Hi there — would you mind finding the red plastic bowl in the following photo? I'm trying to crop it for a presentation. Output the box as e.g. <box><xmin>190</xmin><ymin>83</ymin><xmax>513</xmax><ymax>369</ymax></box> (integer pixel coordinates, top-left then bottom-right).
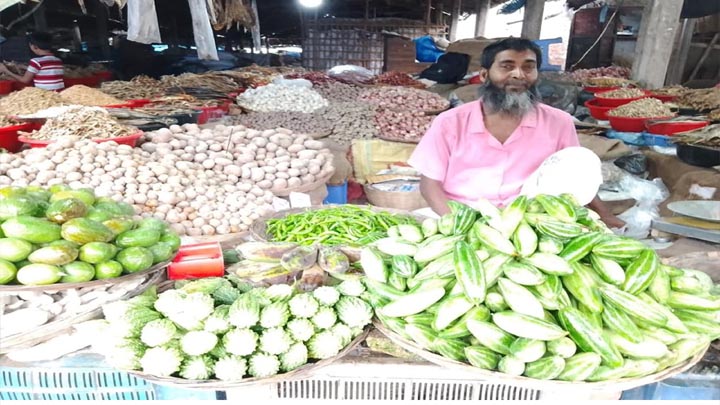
<box><xmin>594</xmin><ymin>91</ymin><xmax>650</xmax><ymax>107</ymax></box>
<box><xmin>64</xmin><ymin>76</ymin><xmax>100</xmax><ymax>88</ymax></box>
<box><xmin>18</xmin><ymin>130</ymin><xmax>144</xmax><ymax>148</ymax></box>
<box><xmin>103</xmin><ymin>102</ymin><xmax>136</xmax><ymax>109</ymax></box>
<box><xmin>608</xmin><ymin>115</ymin><xmax>674</xmax><ymax>133</ymax></box>
<box><xmin>93</xmin><ymin>71</ymin><xmax>113</xmax><ymax>82</ymax></box>
<box><xmin>128</xmin><ymin>99</ymin><xmax>152</xmax><ymax>108</ymax></box>
<box><xmin>197</xmin><ymin>106</ymin><xmax>226</xmax><ymax>124</ymax></box>
<box><xmin>648</xmin><ymin>93</ymin><xmax>678</xmax><ymax>103</ymax></box>
<box><xmin>584</xmin><ymin>99</ymin><xmax>614</xmax><ymax>120</ymax></box>
<box><xmin>0</xmin><ymin>80</ymin><xmax>13</xmax><ymax>95</ymax></box>
<box><xmin>646</xmin><ymin>120</ymin><xmax>709</xmax><ymax>136</ymax></box>
<box><xmin>583</xmin><ymin>85</ymin><xmax>620</xmax><ymax>94</ymax></box>
<box><xmin>0</xmin><ymin>123</ymin><xmax>32</xmax><ymax>152</ymax></box>
<box><xmin>12</xmin><ymin>81</ymin><xmax>31</xmax><ymax>91</ymax></box>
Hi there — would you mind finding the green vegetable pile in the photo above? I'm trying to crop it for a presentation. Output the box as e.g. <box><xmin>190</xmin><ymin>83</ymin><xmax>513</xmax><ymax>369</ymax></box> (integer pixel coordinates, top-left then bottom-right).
<box><xmin>99</xmin><ymin>276</ymin><xmax>374</xmax><ymax>381</ymax></box>
<box><xmin>0</xmin><ymin>185</ymin><xmax>180</xmax><ymax>286</ymax></box>
<box><xmin>361</xmin><ymin>195</ymin><xmax>720</xmax><ymax>382</ymax></box>
<box><xmin>266</xmin><ymin>205</ymin><xmax>418</xmax><ymax>246</ymax></box>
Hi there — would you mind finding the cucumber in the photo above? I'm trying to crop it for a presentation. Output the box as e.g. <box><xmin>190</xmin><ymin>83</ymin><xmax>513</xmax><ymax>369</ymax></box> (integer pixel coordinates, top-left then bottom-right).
<box><xmin>45</xmin><ymin>198</ymin><xmax>88</xmax><ymax>224</ymax></box>
<box><xmin>115</xmin><ymin>229</ymin><xmax>162</xmax><ymax>248</ymax></box>
<box><xmin>102</xmin><ymin>217</ymin><xmax>135</xmax><ymax>236</ymax></box>
<box><xmin>562</xmin><ymin>262</ymin><xmax>603</xmax><ymax>313</ymax></box>
<box><xmin>559</xmin><ymin>231</ymin><xmax>603</xmax><ymax>263</ymax></box>
<box><xmin>604</xmin><ymin>330</ymin><xmax>669</xmax><ymax>360</ymax></box>
<box><xmin>547</xmin><ymin>337</ymin><xmax>577</xmax><ymax>358</ymax></box>
<box><xmin>512</xmin><ymin>220</ymin><xmax>538</xmax><ymax>257</ymax></box>
<box><xmin>0</xmin><ymin>238</ymin><xmax>34</xmax><ymax>262</ymax></box>
<box><xmin>28</xmin><ymin>245</ymin><xmax>78</xmax><ymax>266</ymax></box>
<box><xmin>50</xmin><ymin>189</ymin><xmax>95</xmax><ymax>207</ymax></box>
<box><xmin>453</xmin><ymin>240</ymin><xmax>486</xmax><ymax>305</ymax></box>
<box><xmin>391</xmin><ymin>255</ymin><xmax>418</xmax><ymax>278</ymax></box>
<box><xmin>509</xmin><ymin>338</ymin><xmax>546</xmax><ymax>362</ymax></box>
<box><xmin>622</xmin><ymin>359</ymin><xmax>660</xmax><ymax>378</ymax></box>
<box><xmin>147</xmin><ymin>242</ymin><xmax>176</xmax><ymax>264</ymax></box>
<box><xmin>465</xmin><ymin>346</ymin><xmax>500</xmax><ymax>370</ymax></box>
<box><xmin>602</xmin><ymin>300</ymin><xmax>643</xmax><ymax>343</ymax></box>
<box><xmin>432</xmin><ymin>294</ymin><xmax>473</xmax><ymax>331</ymax></box>
<box><xmin>0</xmin><ymin>196</ymin><xmax>43</xmax><ymax>220</ymax></box>
<box><xmin>388</xmin><ymin>272</ymin><xmax>407</xmax><ymax>291</ymax></box>
<box><xmin>557</xmin><ymin>307</ymin><xmax>623</xmax><ymax>368</ymax></box>
<box><xmin>136</xmin><ymin>217</ymin><xmax>168</xmax><ymax>234</ymax></box>
<box><xmin>467</xmin><ymin>318</ymin><xmax>515</xmax><ymax>355</ymax></box>
<box><xmin>523</xmin><ymin>356</ymin><xmax>566</xmax><ymax>380</ymax></box>
<box><xmin>492</xmin><ymin>311</ymin><xmax>568</xmax><ymax>341</ymax></box>
<box><xmin>557</xmin><ymin>352</ymin><xmax>602</xmax><ymax>381</ymax></box>
<box><xmin>84</xmin><ymin>208</ymin><xmax>114</xmax><ymax>223</ymax></box>
<box><xmin>587</xmin><ymin>365</ymin><xmax>630</xmax><ymax>382</ymax></box>
<box><xmin>79</xmin><ymin>242</ymin><xmax>118</xmax><ymax>264</ymax></box>
<box><xmin>116</xmin><ymin>247</ymin><xmax>154</xmax><ymax>273</ymax></box>
<box><xmin>666</xmin><ymin>291</ymin><xmax>720</xmax><ymax>311</ymax></box>
<box><xmin>485</xmin><ymin>292</ymin><xmax>509</xmax><ymax>312</ymax></box>
<box><xmin>522</xmin><ymin>252</ymin><xmax>573</xmax><ymax>276</ymax></box>
<box><xmin>497</xmin><ymin>278</ymin><xmax>544</xmax><ymax>319</ymax></box>
<box><xmin>0</xmin><ymin>259</ymin><xmax>17</xmax><ymax>284</ymax></box>
<box><xmin>599</xmin><ymin>285</ymin><xmax>668</xmax><ymax>327</ymax></box>
<box><xmin>438</xmin><ymin>306</ymin><xmax>489</xmax><ymax>339</ymax></box>
<box><xmin>94</xmin><ymin>260</ymin><xmax>124</xmax><ymax>279</ymax></box>
<box><xmin>93</xmin><ymin>200</ymin><xmax>135</xmax><ymax>217</ymax></box>
<box><xmin>16</xmin><ymin>264</ymin><xmax>62</xmax><ymax>285</ymax></box>
<box><xmin>501</xmin><ymin>260</ymin><xmax>546</xmax><ymax>286</ymax></box>
<box><xmin>621</xmin><ymin>249</ymin><xmax>659</xmax><ymax>295</ymax></box>
<box><xmin>2</xmin><ymin>216</ymin><xmax>62</xmax><ymax>244</ymax></box>
<box><xmin>432</xmin><ymin>338</ymin><xmax>467</xmax><ymax>362</ymax></box>
<box><xmin>404</xmin><ymin>323</ymin><xmax>436</xmax><ymax>350</ymax></box>
<box><xmin>378</xmin><ymin>287</ymin><xmax>445</xmax><ymax>318</ymax></box>
<box><xmin>360</xmin><ymin>247</ymin><xmax>387</xmax><ymax>283</ymax></box>
<box><xmin>61</xmin><ymin>261</ymin><xmax>96</xmax><ymax>283</ymax></box>
<box><xmin>61</xmin><ymin>218</ymin><xmax>114</xmax><ymax>244</ymax></box>
<box><xmin>498</xmin><ymin>356</ymin><xmax>525</xmax><ymax>376</ymax></box>
<box><xmin>48</xmin><ymin>239</ymin><xmax>80</xmax><ymax>250</ymax></box>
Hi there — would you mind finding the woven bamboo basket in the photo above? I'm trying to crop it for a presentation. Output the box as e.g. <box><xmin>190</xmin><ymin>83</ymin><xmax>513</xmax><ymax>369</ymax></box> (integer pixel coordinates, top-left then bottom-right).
<box><xmin>375</xmin><ymin>133</ymin><xmax>423</xmax><ymax>144</ymax></box>
<box><xmin>363</xmin><ymin>183</ymin><xmax>428</xmax><ymax>211</ymax></box>
<box><xmin>272</xmin><ymin>171</ymin><xmax>334</xmax><ymax>197</ymax></box>
<box><xmin>0</xmin><ymin>265</ymin><xmax>167</xmax><ymax>353</ymax></box>
<box><xmin>373</xmin><ymin>321</ymin><xmax>708</xmax><ymax>393</ymax></box>
<box><xmin>128</xmin><ymin>327</ymin><xmax>369</xmax><ymax>389</ymax></box>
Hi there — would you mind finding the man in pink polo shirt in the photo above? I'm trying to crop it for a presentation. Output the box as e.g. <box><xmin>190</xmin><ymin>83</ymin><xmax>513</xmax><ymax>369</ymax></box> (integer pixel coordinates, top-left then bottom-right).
<box><xmin>409</xmin><ymin>38</ymin><xmax>623</xmax><ymax>228</ymax></box>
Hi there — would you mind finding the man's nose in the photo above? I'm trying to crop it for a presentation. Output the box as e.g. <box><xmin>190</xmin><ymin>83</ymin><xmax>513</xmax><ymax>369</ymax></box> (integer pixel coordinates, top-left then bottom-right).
<box><xmin>510</xmin><ymin>66</ymin><xmax>525</xmax><ymax>79</ymax></box>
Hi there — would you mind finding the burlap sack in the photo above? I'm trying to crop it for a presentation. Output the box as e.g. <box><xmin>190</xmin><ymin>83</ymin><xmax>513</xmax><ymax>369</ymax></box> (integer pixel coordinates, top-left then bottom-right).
<box><xmin>350</xmin><ymin>139</ymin><xmax>417</xmax><ymax>184</ymax></box>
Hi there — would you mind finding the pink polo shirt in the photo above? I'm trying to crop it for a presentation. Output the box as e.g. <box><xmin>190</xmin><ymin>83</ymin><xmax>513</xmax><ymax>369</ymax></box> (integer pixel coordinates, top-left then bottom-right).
<box><xmin>408</xmin><ymin>100</ymin><xmax>580</xmax><ymax>207</ymax></box>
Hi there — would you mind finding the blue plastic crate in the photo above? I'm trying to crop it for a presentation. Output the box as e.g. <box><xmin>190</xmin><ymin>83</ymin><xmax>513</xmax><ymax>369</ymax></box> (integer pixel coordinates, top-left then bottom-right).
<box><xmin>606</xmin><ymin>130</ymin><xmax>645</xmax><ymax>146</ymax></box>
<box><xmin>533</xmin><ymin>37</ymin><xmax>563</xmax><ymax>72</ymax></box>
<box><xmin>324</xmin><ymin>181</ymin><xmax>348</xmax><ymax>205</ymax></box>
<box><xmin>622</xmin><ymin>369</ymin><xmax>720</xmax><ymax>400</ymax></box>
<box><xmin>642</xmin><ymin>133</ymin><xmax>675</xmax><ymax>147</ymax></box>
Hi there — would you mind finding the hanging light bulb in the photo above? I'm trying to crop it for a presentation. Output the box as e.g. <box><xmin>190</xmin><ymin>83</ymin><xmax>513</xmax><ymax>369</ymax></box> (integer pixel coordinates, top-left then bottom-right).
<box><xmin>299</xmin><ymin>0</ymin><xmax>322</xmax><ymax>8</ymax></box>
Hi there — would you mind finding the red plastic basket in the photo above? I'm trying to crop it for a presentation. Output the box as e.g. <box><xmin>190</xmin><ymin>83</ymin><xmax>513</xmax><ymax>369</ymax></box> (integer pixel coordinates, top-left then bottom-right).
<box><xmin>64</xmin><ymin>76</ymin><xmax>100</xmax><ymax>88</ymax></box>
<box><xmin>0</xmin><ymin>123</ymin><xmax>32</xmax><ymax>152</ymax></box>
<box><xmin>582</xmin><ymin>85</ymin><xmax>620</xmax><ymax>94</ymax></box>
<box><xmin>18</xmin><ymin>130</ymin><xmax>144</xmax><ymax>148</ymax></box>
<box><xmin>648</xmin><ymin>93</ymin><xmax>678</xmax><ymax>103</ymax></box>
<box><xmin>103</xmin><ymin>102</ymin><xmax>136</xmax><ymax>109</ymax></box>
<box><xmin>93</xmin><ymin>71</ymin><xmax>114</xmax><ymax>82</ymax></box>
<box><xmin>594</xmin><ymin>91</ymin><xmax>650</xmax><ymax>107</ymax></box>
<box><xmin>12</xmin><ymin>81</ymin><xmax>31</xmax><ymax>91</ymax></box>
<box><xmin>645</xmin><ymin>120</ymin><xmax>709</xmax><ymax>136</ymax></box>
<box><xmin>197</xmin><ymin>106</ymin><xmax>226</xmax><ymax>124</ymax></box>
<box><xmin>584</xmin><ymin>99</ymin><xmax>614</xmax><ymax>121</ymax></box>
<box><xmin>128</xmin><ymin>99</ymin><xmax>152</xmax><ymax>108</ymax></box>
<box><xmin>0</xmin><ymin>80</ymin><xmax>13</xmax><ymax>95</ymax></box>
<box><xmin>608</xmin><ymin>115</ymin><xmax>674</xmax><ymax>133</ymax></box>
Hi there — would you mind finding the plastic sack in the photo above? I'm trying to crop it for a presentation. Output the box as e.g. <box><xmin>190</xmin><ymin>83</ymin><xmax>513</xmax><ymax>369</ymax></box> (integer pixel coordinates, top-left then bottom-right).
<box><xmin>614</xmin><ymin>153</ymin><xmax>647</xmax><ymax>175</ymax></box>
<box><xmin>187</xmin><ymin>0</ymin><xmax>219</xmax><ymax>60</ymax></box>
<box><xmin>615</xmin><ymin>176</ymin><xmax>670</xmax><ymax>239</ymax></box>
<box><xmin>413</xmin><ymin>35</ymin><xmax>445</xmax><ymax>63</ymax></box>
<box><xmin>327</xmin><ymin>65</ymin><xmax>375</xmax><ymax>85</ymax></box>
<box><xmin>273</xmin><ymin>77</ymin><xmax>313</xmax><ymax>89</ymax></box>
<box><xmin>127</xmin><ymin>0</ymin><xmax>161</xmax><ymax>45</ymax></box>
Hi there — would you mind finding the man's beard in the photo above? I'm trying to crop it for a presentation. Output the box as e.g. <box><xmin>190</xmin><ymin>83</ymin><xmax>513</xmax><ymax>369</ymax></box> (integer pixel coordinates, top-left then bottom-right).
<box><xmin>478</xmin><ymin>80</ymin><xmax>541</xmax><ymax>117</ymax></box>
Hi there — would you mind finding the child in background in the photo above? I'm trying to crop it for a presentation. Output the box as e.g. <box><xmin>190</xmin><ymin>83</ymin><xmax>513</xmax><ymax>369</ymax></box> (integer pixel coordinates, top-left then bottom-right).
<box><xmin>0</xmin><ymin>31</ymin><xmax>65</xmax><ymax>91</ymax></box>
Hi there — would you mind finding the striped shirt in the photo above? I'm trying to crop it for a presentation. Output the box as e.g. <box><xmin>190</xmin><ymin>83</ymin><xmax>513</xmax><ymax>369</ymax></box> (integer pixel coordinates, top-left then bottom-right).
<box><xmin>27</xmin><ymin>55</ymin><xmax>65</xmax><ymax>91</ymax></box>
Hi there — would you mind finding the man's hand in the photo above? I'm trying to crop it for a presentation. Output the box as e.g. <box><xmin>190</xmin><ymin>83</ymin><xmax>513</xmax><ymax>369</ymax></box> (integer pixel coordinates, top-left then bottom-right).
<box><xmin>419</xmin><ymin>175</ymin><xmax>450</xmax><ymax>216</ymax></box>
<box><xmin>601</xmin><ymin>214</ymin><xmax>625</xmax><ymax>229</ymax></box>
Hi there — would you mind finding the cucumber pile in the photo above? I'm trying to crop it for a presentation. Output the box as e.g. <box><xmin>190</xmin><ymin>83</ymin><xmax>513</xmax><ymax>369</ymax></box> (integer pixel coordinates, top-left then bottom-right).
<box><xmin>361</xmin><ymin>195</ymin><xmax>720</xmax><ymax>382</ymax></box>
<box><xmin>0</xmin><ymin>185</ymin><xmax>180</xmax><ymax>286</ymax></box>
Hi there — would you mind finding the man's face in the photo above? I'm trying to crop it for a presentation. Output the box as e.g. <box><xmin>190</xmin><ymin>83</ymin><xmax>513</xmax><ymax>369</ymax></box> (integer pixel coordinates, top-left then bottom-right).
<box><xmin>486</xmin><ymin>49</ymin><xmax>539</xmax><ymax>92</ymax></box>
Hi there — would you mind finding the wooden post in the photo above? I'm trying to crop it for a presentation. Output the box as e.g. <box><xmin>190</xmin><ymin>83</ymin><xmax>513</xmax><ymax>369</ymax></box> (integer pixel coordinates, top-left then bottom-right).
<box><xmin>631</xmin><ymin>0</ymin><xmax>684</xmax><ymax>89</ymax></box>
<box><xmin>521</xmin><ymin>0</ymin><xmax>545</xmax><ymax>40</ymax></box>
<box><xmin>449</xmin><ymin>0</ymin><xmax>461</xmax><ymax>41</ymax></box>
<box><xmin>426</xmin><ymin>0</ymin><xmax>433</xmax><ymax>26</ymax></box>
<box><xmin>686</xmin><ymin>32</ymin><xmax>720</xmax><ymax>84</ymax></box>
<box><xmin>250</xmin><ymin>0</ymin><xmax>262</xmax><ymax>53</ymax></box>
<box><xmin>94</xmin><ymin>0</ymin><xmax>111</xmax><ymax>59</ymax></box>
<box><xmin>33</xmin><ymin>1</ymin><xmax>47</xmax><ymax>31</ymax></box>
<box><xmin>474</xmin><ymin>0</ymin><xmax>490</xmax><ymax>38</ymax></box>
<box><xmin>666</xmin><ymin>18</ymin><xmax>696</xmax><ymax>85</ymax></box>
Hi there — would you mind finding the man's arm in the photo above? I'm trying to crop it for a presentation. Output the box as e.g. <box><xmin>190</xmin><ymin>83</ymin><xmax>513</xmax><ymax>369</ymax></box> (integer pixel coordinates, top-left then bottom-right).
<box><xmin>420</xmin><ymin>175</ymin><xmax>451</xmax><ymax>216</ymax></box>
<box><xmin>588</xmin><ymin>196</ymin><xmax>625</xmax><ymax>228</ymax></box>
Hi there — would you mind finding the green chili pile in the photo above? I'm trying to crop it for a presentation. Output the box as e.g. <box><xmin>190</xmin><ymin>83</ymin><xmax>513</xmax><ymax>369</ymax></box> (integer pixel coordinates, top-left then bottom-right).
<box><xmin>266</xmin><ymin>205</ymin><xmax>418</xmax><ymax>246</ymax></box>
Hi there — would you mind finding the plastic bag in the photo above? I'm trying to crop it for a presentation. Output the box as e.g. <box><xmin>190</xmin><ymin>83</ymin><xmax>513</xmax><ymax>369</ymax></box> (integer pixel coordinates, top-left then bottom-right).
<box><xmin>127</xmin><ymin>0</ymin><xmax>161</xmax><ymax>45</ymax></box>
<box><xmin>615</xmin><ymin>176</ymin><xmax>670</xmax><ymax>239</ymax></box>
<box><xmin>273</xmin><ymin>77</ymin><xmax>313</xmax><ymax>89</ymax></box>
<box><xmin>187</xmin><ymin>0</ymin><xmax>219</xmax><ymax>60</ymax></box>
<box><xmin>327</xmin><ymin>65</ymin><xmax>375</xmax><ymax>85</ymax></box>
<box><xmin>614</xmin><ymin>154</ymin><xmax>647</xmax><ymax>175</ymax></box>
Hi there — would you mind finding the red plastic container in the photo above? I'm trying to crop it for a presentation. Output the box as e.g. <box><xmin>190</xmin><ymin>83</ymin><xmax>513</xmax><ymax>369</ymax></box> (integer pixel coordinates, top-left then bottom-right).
<box><xmin>582</xmin><ymin>85</ymin><xmax>620</xmax><ymax>94</ymax></box>
<box><xmin>594</xmin><ymin>91</ymin><xmax>650</xmax><ymax>107</ymax></box>
<box><xmin>94</xmin><ymin>71</ymin><xmax>114</xmax><ymax>82</ymax></box>
<box><xmin>128</xmin><ymin>99</ymin><xmax>152</xmax><ymax>108</ymax></box>
<box><xmin>0</xmin><ymin>123</ymin><xmax>32</xmax><ymax>152</ymax></box>
<box><xmin>103</xmin><ymin>102</ymin><xmax>136</xmax><ymax>109</ymax></box>
<box><xmin>12</xmin><ymin>81</ymin><xmax>31</xmax><ymax>91</ymax></box>
<box><xmin>18</xmin><ymin>130</ymin><xmax>144</xmax><ymax>148</ymax></box>
<box><xmin>64</xmin><ymin>76</ymin><xmax>100</xmax><ymax>88</ymax></box>
<box><xmin>648</xmin><ymin>93</ymin><xmax>678</xmax><ymax>103</ymax></box>
<box><xmin>608</xmin><ymin>115</ymin><xmax>674</xmax><ymax>133</ymax></box>
<box><xmin>168</xmin><ymin>242</ymin><xmax>224</xmax><ymax>280</ymax></box>
<box><xmin>197</xmin><ymin>106</ymin><xmax>227</xmax><ymax>124</ymax></box>
<box><xmin>0</xmin><ymin>80</ymin><xmax>13</xmax><ymax>95</ymax></box>
<box><xmin>645</xmin><ymin>120</ymin><xmax>709</xmax><ymax>136</ymax></box>
<box><xmin>584</xmin><ymin>99</ymin><xmax>614</xmax><ymax>121</ymax></box>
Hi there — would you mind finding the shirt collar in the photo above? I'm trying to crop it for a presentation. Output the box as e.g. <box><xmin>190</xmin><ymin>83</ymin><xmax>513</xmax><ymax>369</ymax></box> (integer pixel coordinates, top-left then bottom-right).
<box><xmin>470</xmin><ymin>100</ymin><xmax>539</xmax><ymax>133</ymax></box>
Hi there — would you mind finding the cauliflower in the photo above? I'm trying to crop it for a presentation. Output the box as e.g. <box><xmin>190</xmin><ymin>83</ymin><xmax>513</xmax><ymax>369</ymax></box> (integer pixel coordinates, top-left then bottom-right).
<box><xmin>286</xmin><ymin>318</ymin><xmax>315</xmax><ymax>342</ymax></box>
<box><xmin>289</xmin><ymin>294</ymin><xmax>319</xmax><ymax>318</ymax></box>
<box><xmin>265</xmin><ymin>284</ymin><xmax>295</xmax><ymax>302</ymax></box>
<box><xmin>280</xmin><ymin>342</ymin><xmax>308</xmax><ymax>372</ymax></box>
<box><xmin>313</xmin><ymin>286</ymin><xmax>340</xmax><ymax>306</ymax></box>
<box><xmin>307</xmin><ymin>331</ymin><xmax>342</xmax><ymax>360</ymax></box>
<box><xmin>331</xmin><ymin>323</ymin><xmax>353</xmax><ymax>347</ymax></box>
<box><xmin>204</xmin><ymin>305</ymin><xmax>231</xmax><ymax>334</ymax></box>
<box><xmin>248</xmin><ymin>353</ymin><xmax>280</xmax><ymax>378</ymax></box>
<box><xmin>140</xmin><ymin>319</ymin><xmax>178</xmax><ymax>347</ymax></box>
<box><xmin>181</xmin><ymin>331</ymin><xmax>219</xmax><ymax>356</ymax></box>
<box><xmin>214</xmin><ymin>356</ymin><xmax>247</xmax><ymax>381</ymax></box>
<box><xmin>336</xmin><ymin>279</ymin><xmax>365</xmax><ymax>297</ymax></box>
<box><xmin>228</xmin><ymin>295</ymin><xmax>260</xmax><ymax>329</ymax></box>
<box><xmin>259</xmin><ymin>327</ymin><xmax>293</xmax><ymax>355</ymax></box>
<box><xmin>140</xmin><ymin>346</ymin><xmax>183</xmax><ymax>377</ymax></box>
<box><xmin>180</xmin><ymin>356</ymin><xmax>215</xmax><ymax>380</ymax></box>
<box><xmin>311</xmin><ymin>306</ymin><xmax>337</xmax><ymax>330</ymax></box>
<box><xmin>335</xmin><ymin>296</ymin><xmax>373</xmax><ymax>328</ymax></box>
<box><xmin>105</xmin><ymin>338</ymin><xmax>146</xmax><ymax>370</ymax></box>
<box><xmin>260</xmin><ymin>301</ymin><xmax>290</xmax><ymax>328</ymax></box>
<box><xmin>223</xmin><ymin>328</ymin><xmax>258</xmax><ymax>356</ymax></box>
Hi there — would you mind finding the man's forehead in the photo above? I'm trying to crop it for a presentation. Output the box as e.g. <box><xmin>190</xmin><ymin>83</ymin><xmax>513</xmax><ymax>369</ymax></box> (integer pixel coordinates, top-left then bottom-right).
<box><xmin>494</xmin><ymin>49</ymin><xmax>537</xmax><ymax>63</ymax></box>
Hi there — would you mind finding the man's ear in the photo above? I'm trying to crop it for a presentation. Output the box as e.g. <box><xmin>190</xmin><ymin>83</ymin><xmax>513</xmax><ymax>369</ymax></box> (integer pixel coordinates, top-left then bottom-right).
<box><xmin>479</xmin><ymin>68</ymin><xmax>488</xmax><ymax>83</ymax></box>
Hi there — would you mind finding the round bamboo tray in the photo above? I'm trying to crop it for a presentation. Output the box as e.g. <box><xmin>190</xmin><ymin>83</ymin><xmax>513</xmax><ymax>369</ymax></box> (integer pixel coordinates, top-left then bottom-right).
<box><xmin>373</xmin><ymin>321</ymin><xmax>709</xmax><ymax>392</ymax></box>
<box><xmin>0</xmin><ymin>267</ymin><xmax>166</xmax><ymax>353</ymax></box>
<box><xmin>375</xmin><ymin>133</ymin><xmax>422</xmax><ymax>144</ymax></box>
<box><xmin>363</xmin><ymin>183</ymin><xmax>428</xmax><ymax>211</ymax></box>
<box><xmin>0</xmin><ymin>260</ymin><xmax>171</xmax><ymax>293</ymax></box>
<box><xmin>128</xmin><ymin>327</ymin><xmax>370</xmax><ymax>389</ymax></box>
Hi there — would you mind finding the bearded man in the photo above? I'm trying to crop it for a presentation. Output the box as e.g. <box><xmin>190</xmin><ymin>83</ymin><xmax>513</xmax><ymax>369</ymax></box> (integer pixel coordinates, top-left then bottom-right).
<box><xmin>408</xmin><ymin>38</ymin><xmax>624</xmax><ymax>228</ymax></box>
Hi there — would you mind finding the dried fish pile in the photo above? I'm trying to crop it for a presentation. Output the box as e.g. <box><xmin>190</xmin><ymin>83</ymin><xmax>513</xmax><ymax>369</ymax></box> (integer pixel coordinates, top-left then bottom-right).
<box><xmin>100</xmin><ymin>76</ymin><xmax>167</xmax><ymax>100</ymax></box>
<box><xmin>676</xmin><ymin>87</ymin><xmax>720</xmax><ymax>112</ymax></box>
<box><xmin>570</xmin><ymin>66</ymin><xmax>631</xmax><ymax>82</ymax></box>
<box><xmin>582</xmin><ymin>76</ymin><xmax>632</xmax><ymax>87</ymax></box>
<box><xmin>161</xmin><ymin>72</ymin><xmax>239</xmax><ymax>94</ymax></box>
<box><xmin>651</xmin><ymin>85</ymin><xmax>688</xmax><ymax>97</ymax></box>
<box><xmin>209</xmin><ymin>0</ymin><xmax>253</xmax><ymax>30</ymax></box>
<box><xmin>0</xmin><ymin>116</ymin><xmax>19</xmax><ymax>127</ymax></box>
<box><xmin>151</xmin><ymin>95</ymin><xmax>220</xmax><ymax>109</ymax></box>
<box><xmin>672</xmin><ymin>124</ymin><xmax>720</xmax><ymax>147</ymax></box>
<box><xmin>132</xmin><ymin>105</ymin><xmax>198</xmax><ymax>117</ymax></box>
<box><xmin>596</xmin><ymin>88</ymin><xmax>645</xmax><ymax>99</ymax></box>
<box><xmin>0</xmin><ymin>87</ymin><xmax>66</xmax><ymax>115</ymax></box>
<box><xmin>709</xmin><ymin>109</ymin><xmax>720</xmax><ymax>122</ymax></box>
<box><xmin>60</xmin><ymin>85</ymin><xmax>126</xmax><ymax>106</ymax></box>
<box><xmin>286</xmin><ymin>71</ymin><xmax>338</xmax><ymax>85</ymax></box>
<box><xmin>608</xmin><ymin>98</ymin><xmax>675</xmax><ymax>118</ymax></box>
<box><xmin>64</xmin><ymin>64</ymin><xmax>105</xmax><ymax>78</ymax></box>
<box><xmin>21</xmin><ymin>106</ymin><xmax>136</xmax><ymax>140</ymax></box>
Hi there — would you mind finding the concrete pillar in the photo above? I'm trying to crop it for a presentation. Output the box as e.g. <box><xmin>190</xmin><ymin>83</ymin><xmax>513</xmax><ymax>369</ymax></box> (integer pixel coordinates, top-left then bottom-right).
<box><xmin>474</xmin><ymin>0</ymin><xmax>490</xmax><ymax>38</ymax></box>
<box><xmin>449</xmin><ymin>0</ymin><xmax>462</xmax><ymax>41</ymax></box>
<box><xmin>250</xmin><ymin>0</ymin><xmax>262</xmax><ymax>52</ymax></box>
<box><xmin>521</xmin><ymin>0</ymin><xmax>545</xmax><ymax>40</ymax></box>
<box><xmin>631</xmin><ymin>0</ymin><xmax>684</xmax><ymax>88</ymax></box>
<box><xmin>666</xmin><ymin>18</ymin><xmax>696</xmax><ymax>85</ymax></box>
